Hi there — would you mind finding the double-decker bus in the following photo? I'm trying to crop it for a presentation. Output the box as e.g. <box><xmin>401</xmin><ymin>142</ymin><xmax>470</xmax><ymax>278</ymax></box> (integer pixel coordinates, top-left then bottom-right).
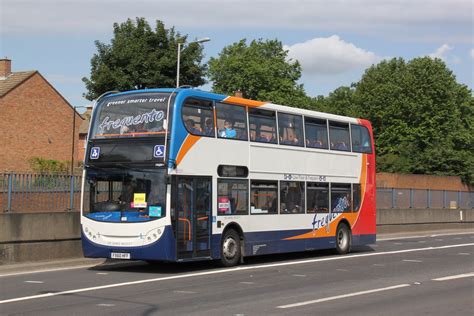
<box><xmin>81</xmin><ymin>88</ymin><xmax>376</xmax><ymax>266</ymax></box>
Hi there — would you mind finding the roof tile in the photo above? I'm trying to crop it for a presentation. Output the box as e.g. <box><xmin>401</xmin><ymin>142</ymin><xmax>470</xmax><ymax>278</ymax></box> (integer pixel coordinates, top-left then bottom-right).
<box><xmin>0</xmin><ymin>71</ymin><xmax>37</xmax><ymax>97</ymax></box>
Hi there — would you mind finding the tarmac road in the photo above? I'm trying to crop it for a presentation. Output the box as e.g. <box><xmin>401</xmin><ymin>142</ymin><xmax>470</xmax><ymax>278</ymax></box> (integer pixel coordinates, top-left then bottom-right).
<box><xmin>0</xmin><ymin>231</ymin><xmax>473</xmax><ymax>315</ymax></box>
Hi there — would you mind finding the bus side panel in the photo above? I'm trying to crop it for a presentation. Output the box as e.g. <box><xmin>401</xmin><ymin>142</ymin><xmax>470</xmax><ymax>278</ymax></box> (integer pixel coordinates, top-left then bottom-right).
<box><xmin>81</xmin><ymin>225</ymin><xmax>177</xmax><ymax>261</ymax></box>
<box><xmin>212</xmin><ymin>228</ymin><xmax>376</xmax><ymax>259</ymax></box>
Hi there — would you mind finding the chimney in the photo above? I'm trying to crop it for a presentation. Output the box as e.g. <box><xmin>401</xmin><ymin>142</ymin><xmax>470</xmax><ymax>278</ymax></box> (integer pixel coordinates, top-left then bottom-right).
<box><xmin>0</xmin><ymin>58</ymin><xmax>12</xmax><ymax>79</ymax></box>
<box><xmin>234</xmin><ymin>89</ymin><xmax>243</xmax><ymax>98</ymax></box>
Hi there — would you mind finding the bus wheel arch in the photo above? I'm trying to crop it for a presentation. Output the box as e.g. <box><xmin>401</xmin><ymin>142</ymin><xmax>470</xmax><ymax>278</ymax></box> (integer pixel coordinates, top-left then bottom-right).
<box><xmin>335</xmin><ymin>219</ymin><xmax>352</xmax><ymax>255</ymax></box>
<box><xmin>220</xmin><ymin>223</ymin><xmax>245</xmax><ymax>266</ymax></box>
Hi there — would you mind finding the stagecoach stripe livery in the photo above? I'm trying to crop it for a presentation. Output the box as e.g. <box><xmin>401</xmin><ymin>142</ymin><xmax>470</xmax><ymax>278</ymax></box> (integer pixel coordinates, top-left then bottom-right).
<box><xmin>81</xmin><ymin>88</ymin><xmax>376</xmax><ymax>266</ymax></box>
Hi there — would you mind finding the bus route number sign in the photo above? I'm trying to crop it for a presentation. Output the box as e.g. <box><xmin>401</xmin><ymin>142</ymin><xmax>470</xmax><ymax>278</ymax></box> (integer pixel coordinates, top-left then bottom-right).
<box><xmin>154</xmin><ymin>145</ymin><xmax>165</xmax><ymax>158</ymax></box>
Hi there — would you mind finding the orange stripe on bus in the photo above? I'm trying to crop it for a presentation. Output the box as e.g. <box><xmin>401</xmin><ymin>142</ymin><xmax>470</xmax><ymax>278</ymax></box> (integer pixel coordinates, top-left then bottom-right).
<box><xmin>176</xmin><ymin>134</ymin><xmax>201</xmax><ymax>166</ymax></box>
<box><xmin>223</xmin><ymin>96</ymin><xmax>266</xmax><ymax>108</ymax></box>
<box><xmin>283</xmin><ymin>213</ymin><xmax>359</xmax><ymax>240</ymax></box>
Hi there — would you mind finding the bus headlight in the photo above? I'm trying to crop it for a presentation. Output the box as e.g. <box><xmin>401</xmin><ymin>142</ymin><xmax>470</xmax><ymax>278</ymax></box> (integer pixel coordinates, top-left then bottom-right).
<box><xmin>144</xmin><ymin>227</ymin><xmax>164</xmax><ymax>244</ymax></box>
<box><xmin>83</xmin><ymin>226</ymin><xmax>99</xmax><ymax>241</ymax></box>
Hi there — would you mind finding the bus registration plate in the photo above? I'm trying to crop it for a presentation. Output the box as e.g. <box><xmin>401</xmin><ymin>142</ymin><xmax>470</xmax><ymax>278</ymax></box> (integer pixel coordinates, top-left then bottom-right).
<box><xmin>111</xmin><ymin>252</ymin><xmax>131</xmax><ymax>259</ymax></box>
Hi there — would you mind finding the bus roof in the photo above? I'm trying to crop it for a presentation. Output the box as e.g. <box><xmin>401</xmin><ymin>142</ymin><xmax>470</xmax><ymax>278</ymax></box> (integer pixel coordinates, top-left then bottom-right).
<box><xmin>102</xmin><ymin>88</ymin><xmax>365</xmax><ymax>124</ymax></box>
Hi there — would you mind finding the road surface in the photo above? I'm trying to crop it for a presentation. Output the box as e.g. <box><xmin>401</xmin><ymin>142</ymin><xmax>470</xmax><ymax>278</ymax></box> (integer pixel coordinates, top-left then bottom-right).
<box><xmin>1</xmin><ymin>232</ymin><xmax>473</xmax><ymax>315</ymax></box>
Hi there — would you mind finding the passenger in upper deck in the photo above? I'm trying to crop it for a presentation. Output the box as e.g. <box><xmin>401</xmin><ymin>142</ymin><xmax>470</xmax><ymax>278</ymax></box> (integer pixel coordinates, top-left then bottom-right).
<box><xmin>204</xmin><ymin>118</ymin><xmax>214</xmax><ymax>136</ymax></box>
<box><xmin>307</xmin><ymin>137</ymin><xmax>324</xmax><ymax>148</ymax></box>
<box><xmin>281</xmin><ymin>134</ymin><xmax>300</xmax><ymax>146</ymax></box>
<box><xmin>185</xmin><ymin>119</ymin><xmax>203</xmax><ymax>135</ymax></box>
<box><xmin>219</xmin><ymin>120</ymin><xmax>237</xmax><ymax>138</ymax></box>
<box><xmin>334</xmin><ymin>141</ymin><xmax>349</xmax><ymax>151</ymax></box>
<box><xmin>255</xmin><ymin>131</ymin><xmax>269</xmax><ymax>142</ymax></box>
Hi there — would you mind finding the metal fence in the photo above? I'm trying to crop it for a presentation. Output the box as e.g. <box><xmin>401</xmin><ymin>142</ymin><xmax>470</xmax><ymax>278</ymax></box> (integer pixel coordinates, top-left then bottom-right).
<box><xmin>1</xmin><ymin>173</ymin><xmax>473</xmax><ymax>212</ymax></box>
<box><xmin>377</xmin><ymin>188</ymin><xmax>473</xmax><ymax>209</ymax></box>
<box><xmin>0</xmin><ymin>173</ymin><xmax>82</xmax><ymax>212</ymax></box>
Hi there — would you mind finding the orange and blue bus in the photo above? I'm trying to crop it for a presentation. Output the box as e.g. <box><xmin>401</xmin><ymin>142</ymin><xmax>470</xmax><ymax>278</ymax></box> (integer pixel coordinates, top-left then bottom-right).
<box><xmin>80</xmin><ymin>88</ymin><xmax>376</xmax><ymax>266</ymax></box>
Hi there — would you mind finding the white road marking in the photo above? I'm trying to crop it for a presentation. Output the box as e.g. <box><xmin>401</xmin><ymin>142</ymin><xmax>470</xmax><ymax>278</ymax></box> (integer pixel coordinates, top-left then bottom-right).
<box><xmin>403</xmin><ymin>259</ymin><xmax>423</xmax><ymax>263</ymax></box>
<box><xmin>453</xmin><ymin>237</ymin><xmax>463</xmax><ymax>240</ymax></box>
<box><xmin>1</xmin><ymin>243</ymin><xmax>473</xmax><ymax>305</ymax></box>
<box><xmin>173</xmin><ymin>290</ymin><xmax>197</xmax><ymax>294</ymax></box>
<box><xmin>96</xmin><ymin>273</ymin><xmax>109</xmax><ymax>275</ymax></box>
<box><xmin>277</xmin><ymin>284</ymin><xmax>411</xmax><ymax>309</ymax></box>
<box><xmin>394</xmin><ymin>242</ymin><xmax>403</xmax><ymax>245</ymax></box>
<box><xmin>292</xmin><ymin>274</ymin><xmax>306</xmax><ymax>277</ymax></box>
<box><xmin>240</xmin><ymin>282</ymin><xmax>255</xmax><ymax>285</ymax></box>
<box><xmin>372</xmin><ymin>264</ymin><xmax>385</xmax><ymax>267</ymax></box>
<box><xmin>97</xmin><ymin>303</ymin><xmax>115</xmax><ymax>307</ymax></box>
<box><xmin>458</xmin><ymin>253</ymin><xmax>470</xmax><ymax>255</ymax></box>
<box><xmin>24</xmin><ymin>281</ymin><xmax>44</xmax><ymax>284</ymax></box>
<box><xmin>432</xmin><ymin>272</ymin><xmax>474</xmax><ymax>281</ymax></box>
<box><xmin>0</xmin><ymin>264</ymin><xmax>101</xmax><ymax>278</ymax></box>
<box><xmin>418</xmin><ymin>241</ymin><xmax>426</xmax><ymax>243</ymax></box>
<box><xmin>377</xmin><ymin>231</ymin><xmax>474</xmax><ymax>241</ymax></box>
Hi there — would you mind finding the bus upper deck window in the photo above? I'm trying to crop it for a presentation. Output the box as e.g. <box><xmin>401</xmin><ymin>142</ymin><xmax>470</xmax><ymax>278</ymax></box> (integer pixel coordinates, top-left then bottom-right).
<box><xmin>329</xmin><ymin>121</ymin><xmax>351</xmax><ymax>152</ymax></box>
<box><xmin>216</xmin><ymin>103</ymin><xmax>248</xmax><ymax>140</ymax></box>
<box><xmin>278</xmin><ymin>113</ymin><xmax>304</xmax><ymax>147</ymax></box>
<box><xmin>305</xmin><ymin>117</ymin><xmax>329</xmax><ymax>149</ymax></box>
<box><xmin>182</xmin><ymin>98</ymin><xmax>215</xmax><ymax>137</ymax></box>
<box><xmin>248</xmin><ymin>108</ymin><xmax>277</xmax><ymax>144</ymax></box>
<box><xmin>351</xmin><ymin>124</ymin><xmax>372</xmax><ymax>153</ymax></box>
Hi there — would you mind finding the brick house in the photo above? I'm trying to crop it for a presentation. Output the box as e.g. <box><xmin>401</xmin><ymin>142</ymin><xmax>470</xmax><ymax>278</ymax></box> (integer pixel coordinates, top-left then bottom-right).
<box><xmin>0</xmin><ymin>58</ymin><xmax>84</xmax><ymax>172</ymax></box>
<box><xmin>76</xmin><ymin>106</ymin><xmax>92</xmax><ymax>163</ymax></box>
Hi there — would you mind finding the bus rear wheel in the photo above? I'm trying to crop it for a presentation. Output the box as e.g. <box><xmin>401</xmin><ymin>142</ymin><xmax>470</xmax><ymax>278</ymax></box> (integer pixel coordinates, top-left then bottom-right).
<box><xmin>220</xmin><ymin>229</ymin><xmax>241</xmax><ymax>267</ymax></box>
<box><xmin>335</xmin><ymin>223</ymin><xmax>352</xmax><ymax>254</ymax></box>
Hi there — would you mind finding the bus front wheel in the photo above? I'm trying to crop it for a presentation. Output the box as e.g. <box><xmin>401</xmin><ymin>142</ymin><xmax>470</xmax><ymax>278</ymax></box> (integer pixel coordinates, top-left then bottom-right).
<box><xmin>335</xmin><ymin>223</ymin><xmax>352</xmax><ymax>254</ymax></box>
<box><xmin>220</xmin><ymin>229</ymin><xmax>241</xmax><ymax>267</ymax></box>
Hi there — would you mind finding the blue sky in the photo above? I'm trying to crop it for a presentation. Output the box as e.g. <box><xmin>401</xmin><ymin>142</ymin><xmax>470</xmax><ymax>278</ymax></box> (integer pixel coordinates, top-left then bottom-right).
<box><xmin>1</xmin><ymin>0</ymin><xmax>472</xmax><ymax>108</ymax></box>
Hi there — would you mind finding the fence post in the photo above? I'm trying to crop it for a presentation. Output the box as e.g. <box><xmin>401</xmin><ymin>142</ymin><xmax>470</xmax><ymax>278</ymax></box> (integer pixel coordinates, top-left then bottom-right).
<box><xmin>69</xmin><ymin>175</ymin><xmax>75</xmax><ymax>211</ymax></box>
<box><xmin>409</xmin><ymin>189</ymin><xmax>414</xmax><ymax>208</ymax></box>
<box><xmin>443</xmin><ymin>190</ymin><xmax>447</xmax><ymax>209</ymax></box>
<box><xmin>427</xmin><ymin>189</ymin><xmax>431</xmax><ymax>209</ymax></box>
<box><xmin>391</xmin><ymin>188</ymin><xmax>396</xmax><ymax>209</ymax></box>
<box><xmin>6</xmin><ymin>172</ymin><xmax>13</xmax><ymax>212</ymax></box>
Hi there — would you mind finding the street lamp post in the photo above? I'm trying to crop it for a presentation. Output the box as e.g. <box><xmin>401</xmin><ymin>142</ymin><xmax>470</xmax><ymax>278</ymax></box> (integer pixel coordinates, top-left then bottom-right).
<box><xmin>176</xmin><ymin>37</ymin><xmax>210</xmax><ymax>88</ymax></box>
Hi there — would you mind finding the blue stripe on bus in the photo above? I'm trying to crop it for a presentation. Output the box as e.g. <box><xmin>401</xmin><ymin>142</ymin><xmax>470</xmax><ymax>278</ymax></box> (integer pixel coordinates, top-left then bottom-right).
<box><xmin>81</xmin><ymin>225</ymin><xmax>176</xmax><ymax>261</ymax></box>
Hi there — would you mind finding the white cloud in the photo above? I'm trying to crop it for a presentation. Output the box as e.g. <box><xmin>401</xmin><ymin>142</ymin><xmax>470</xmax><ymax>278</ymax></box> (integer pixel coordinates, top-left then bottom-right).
<box><xmin>429</xmin><ymin>44</ymin><xmax>453</xmax><ymax>60</ymax></box>
<box><xmin>470</xmin><ymin>49</ymin><xmax>474</xmax><ymax>59</ymax></box>
<box><xmin>285</xmin><ymin>35</ymin><xmax>380</xmax><ymax>75</ymax></box>
<box><xmin>1</xmin><ymin>0</ymin><xmax>472</xmax><ymax>43</ymax></box>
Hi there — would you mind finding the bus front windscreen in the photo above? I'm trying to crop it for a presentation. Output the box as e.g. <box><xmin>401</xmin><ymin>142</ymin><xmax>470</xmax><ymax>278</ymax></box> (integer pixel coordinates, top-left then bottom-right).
<box><xmin>84</xmin><ymin>169</ymin><xmax>167</xmax><ymax>222</ymax></box>
<box><xmin>91</xmin><ymin>92</ymin><xmax>172</xmax><ymax>139</ymax></box>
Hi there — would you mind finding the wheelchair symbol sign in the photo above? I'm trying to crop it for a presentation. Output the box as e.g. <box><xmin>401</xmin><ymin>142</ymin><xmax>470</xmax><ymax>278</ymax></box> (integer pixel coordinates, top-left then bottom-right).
<box><xmin>154</xmin><ymin>145</ymin><xmax>165</xmax><ymax>158</ymax></box>
<box><xmin>90</xmin><ymin>147</ymin><xmax>100</xmax><ymax>159</ymax></box>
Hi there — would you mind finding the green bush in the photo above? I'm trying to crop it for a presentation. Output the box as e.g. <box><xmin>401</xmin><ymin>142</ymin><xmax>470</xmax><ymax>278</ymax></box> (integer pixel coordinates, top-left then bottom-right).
<box><xmin>28</xmin><ymin>157</ymin><xmax>70</xmax><ymax>174</ymax></box>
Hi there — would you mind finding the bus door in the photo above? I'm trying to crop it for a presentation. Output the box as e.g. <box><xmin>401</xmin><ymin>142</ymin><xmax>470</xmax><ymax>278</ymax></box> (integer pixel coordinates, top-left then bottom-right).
<box><xmin>174</xmin><ymin>176</ymin><xmax>212</xmax><ymax>259</ymax></box>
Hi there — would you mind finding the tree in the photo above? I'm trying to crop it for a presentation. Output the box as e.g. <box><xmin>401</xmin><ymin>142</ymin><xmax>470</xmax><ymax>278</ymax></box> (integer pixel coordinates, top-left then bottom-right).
<box><xmin>83</xmin><ymin>18</ymin><xmax>206</xmax><ymax>100</ymax></box>
<box><xmin>319</xmin><ymin>86</ymin><xmax>356</xmax><ymax>116</ymax></box>
<box><xmin>207</xmin><ymin>39</ymin><xmax>310</xmax><ymax>107</ymax></box>
<box><xmin>350</xmin><ymin>57</ymin><xmax>473</xmax><ymax>184</ymax></box>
